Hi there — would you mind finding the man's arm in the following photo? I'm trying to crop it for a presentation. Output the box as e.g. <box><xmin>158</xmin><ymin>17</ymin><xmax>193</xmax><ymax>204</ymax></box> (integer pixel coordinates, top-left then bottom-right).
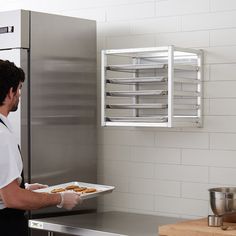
<box><xmin>0</xmin><ymin>179</ymin><xmax>61</xmax><ymax>210</ymax></box>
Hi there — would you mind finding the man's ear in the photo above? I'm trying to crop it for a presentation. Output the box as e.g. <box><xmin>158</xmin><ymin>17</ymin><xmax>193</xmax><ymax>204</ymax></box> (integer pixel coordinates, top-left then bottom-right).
<box><xmin>6</xmin><ymin>87</ymin><xmax>15</xmax><ymax>100</ymax></box>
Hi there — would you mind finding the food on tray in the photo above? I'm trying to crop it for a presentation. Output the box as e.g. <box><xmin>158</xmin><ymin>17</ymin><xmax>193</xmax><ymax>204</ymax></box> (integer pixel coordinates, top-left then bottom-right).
<box><xmin>83</xmin><ymin>188</ymin><xmax>96</xmax><ymax>193</ymax></box>
<box><xmin>65</xmin><ymin>185</ymin><xmax>78</xmax><ymax>190</ymax></box>
<box><xmin>51</xmin><ymin>188</ymin><xmax>65</xmax><ymax>193</ymax></box>
<box><xmin>35</xmin><ymin>181</ymin><xmax>114</xmax><ymax>200</ymax></box>
<box><xmin>73</xmin><ymin>187</ymin><xmax>87</xmax><ymax>192</ymax></box>
<box><xmin>50</xmin><ymin>185</ymin><xmax>97</xmax><ymax>194</ymax></box>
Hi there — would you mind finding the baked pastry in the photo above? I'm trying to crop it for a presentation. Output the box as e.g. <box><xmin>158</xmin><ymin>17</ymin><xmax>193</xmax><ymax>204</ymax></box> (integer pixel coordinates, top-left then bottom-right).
<box><xmin>83</xmin><ymin>188</ymin><xmax>96</xmax><ymax>193</ymax></box>
<box><xmin>73</xmin><ymin>187</ymin><xmax>87</xmax><ymax>192</ymax></box>
<box><xmin>51</xmin><ymin>188</ymin><xmax>65</xmax><ymax>193</ymax></box>
<box><xmin>65</xmin><ymin>185</ymin><xmax>78</xmax><ymax>190</ymax></box>
<box><xmin>50</xmin><ymin>185</ymin><xmax>97</xmax><ymax>194</ymax></box>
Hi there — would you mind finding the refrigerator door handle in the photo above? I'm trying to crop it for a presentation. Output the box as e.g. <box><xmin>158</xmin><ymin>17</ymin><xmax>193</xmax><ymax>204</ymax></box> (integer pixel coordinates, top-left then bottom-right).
<box><xmin>0</xmin><ymin>26</ymin><xmax>14</xmax><ymax>34</ymax></box>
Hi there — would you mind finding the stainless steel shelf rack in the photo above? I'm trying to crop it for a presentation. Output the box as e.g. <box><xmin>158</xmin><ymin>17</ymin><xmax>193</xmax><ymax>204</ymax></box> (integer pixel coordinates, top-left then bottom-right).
<box><xmin>101</xmin><ymin>46</ymin><xmax>203</xmax><ymax>127</ymax></box>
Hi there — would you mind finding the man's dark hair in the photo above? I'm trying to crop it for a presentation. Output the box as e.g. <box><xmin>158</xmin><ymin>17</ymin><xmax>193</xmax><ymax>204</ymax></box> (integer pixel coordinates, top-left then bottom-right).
<box><xmin>0</xmin><ymin>59</ymin><xmax>25</xmax><ymax>105</ymax></box>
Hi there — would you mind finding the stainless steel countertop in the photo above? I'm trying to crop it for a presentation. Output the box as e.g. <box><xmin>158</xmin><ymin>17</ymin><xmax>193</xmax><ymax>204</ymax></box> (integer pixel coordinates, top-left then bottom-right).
<box><xmin>29</xmin><ymin>211</ymin><xmax>180</xmax><ymax>236</ymax></box>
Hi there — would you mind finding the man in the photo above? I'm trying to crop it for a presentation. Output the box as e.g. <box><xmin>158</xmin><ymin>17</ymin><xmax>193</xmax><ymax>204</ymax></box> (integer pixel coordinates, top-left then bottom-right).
<box><xmin>0</xmin><ymin>60</ymin><xmax>81</xmax><ymax>236</ymax></box>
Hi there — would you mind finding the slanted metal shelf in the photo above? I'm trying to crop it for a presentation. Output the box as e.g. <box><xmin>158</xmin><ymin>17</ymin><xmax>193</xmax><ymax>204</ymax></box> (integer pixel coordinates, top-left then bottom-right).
<box><xmin>104</xmin><ymin>116</ymin><xmax>201</xmax><ymax>128</ymax></box>
<box><xmin>106</xmin><ymin>103</ymin><xmax>168</xmax><ymax>109</ymax></box>
<box><xmin>101</xmin><ymin>46</ymin><xmax>203</xmax><ymax>128</ymax></box>
<box><xmin>106</xmin><ymin>104</ymin><xmax>198</xmax><ymax>110</ymax></box>
<box><xmin>106</xmin><ymin>63</ymin><xmax>167</xmax><ymax>72</ymax></box>
<box><xmin>174</xmin><ymin>77</ymin><xmax>200</xmax><ymax>84</ymax></box>
<box><xmin>174</xmin><ymin>91</ymin><xmax>200</xmax><ymax>97</ymax></box>
<box><xmin>107</xmin><ymin>77</ymin><xmax>199</xmax><ymax>84</ymax></box>
<box><xmin>106</xmin><ymin>63</ymin><xmax>198</xmax><ymax>72</ymax></box>
<box><xmin>174</xmin><ymin>104</ymin><xmax>199</xmax><ymax>110</ymax></box>
<box><xmin>106</xmin><ymin>90</ymin><xmax>168</xmax><ymax>97</ymax></box>
<box><xmin>106</xmin><ymin>90</ymin><xmax>199</xmax><ymax>97</ymax></box>
<box><xmin>106</xmin><ymin>116</ymin><xmax>168</xmax><ymax>123</ymax></box>
<box><xmin>106</xmin><ymin>76</ymin><xmax>167</xmax><ymax>84</ymax></box>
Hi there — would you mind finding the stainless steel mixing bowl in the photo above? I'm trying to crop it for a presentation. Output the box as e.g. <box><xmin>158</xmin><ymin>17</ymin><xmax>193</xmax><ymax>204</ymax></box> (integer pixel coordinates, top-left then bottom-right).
<box><xmin>209</xmin><ymin>187</ymin><xmax>236</xmax><ymax>215</ymax></box>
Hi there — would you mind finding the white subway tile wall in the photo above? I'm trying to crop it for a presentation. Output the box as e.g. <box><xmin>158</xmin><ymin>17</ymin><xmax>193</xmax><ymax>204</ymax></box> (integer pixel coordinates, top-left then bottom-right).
<box><xmin>3</xmin><ymin>0</ymin><xmax>236</xmax><ymax>219</ymax></box>
<box><xmin>156</xmin><ymin>0</ymin><xmax>210</xmax><ymax>16</ymax></box>
<box><xmin>157</xmin><ymin>31</ymin><xmax>210</xmax><ymax>48</ymax></box>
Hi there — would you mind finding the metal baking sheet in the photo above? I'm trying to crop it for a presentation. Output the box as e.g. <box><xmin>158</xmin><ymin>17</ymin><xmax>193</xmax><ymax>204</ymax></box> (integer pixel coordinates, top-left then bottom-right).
<box><xmin>106</xmin><ymin>103</ymin><xmax>168</xmax><ymax>109</ymax></box>
<box><xmin>106</xmin><ymin>63</ymin><xmax>167</xmax><ymax>72</ymax></box>
<box><xmin>106</xmin><ymin>90</ymin><xmax>168</xmax><ymax>97</ymax></box>
<box><xmin>106</xmin><ymin>116</ymin><xmax>168</xmax><ymax>123</ymax></box>
<box><xmin>106</xmin><ymin>64</ymin><xmax>198</xmax><ymax>72</ymax></box>
<box><xmin>106</xmin><ymin>76</ymin><xmax>167</xmax><ymax>84</ymax></box>
<box><xmin>34</xmin><ymin>181</ymin><xmax>115</xmax><ymax>200</ymax></box>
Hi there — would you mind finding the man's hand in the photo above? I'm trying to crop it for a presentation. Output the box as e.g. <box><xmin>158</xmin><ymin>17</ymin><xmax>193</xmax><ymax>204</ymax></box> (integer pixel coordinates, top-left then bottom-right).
<box><xmin>57</xmin><ymin>192</ymin><xmax>82</xmax><ymax>210</ymax></box>
<box><xmin>25</xmin><ymin>183</ymin><xmax>48</xmax><ymax>191</ymax></box>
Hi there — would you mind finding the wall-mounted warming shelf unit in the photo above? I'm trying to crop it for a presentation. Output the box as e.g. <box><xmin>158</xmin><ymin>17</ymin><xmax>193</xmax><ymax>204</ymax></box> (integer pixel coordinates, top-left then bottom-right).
<box><xmin>101</xmin><ymin>46</ymin><xmax>203</xmax><ymax>127</ymax></box>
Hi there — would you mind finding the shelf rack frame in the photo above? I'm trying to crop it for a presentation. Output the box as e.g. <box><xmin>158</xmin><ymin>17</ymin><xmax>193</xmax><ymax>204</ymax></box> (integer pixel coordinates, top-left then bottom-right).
<box><xmin>101</xmin><ymin>46</ymin><xmax>203</xmax><ymax>128</ymax></box>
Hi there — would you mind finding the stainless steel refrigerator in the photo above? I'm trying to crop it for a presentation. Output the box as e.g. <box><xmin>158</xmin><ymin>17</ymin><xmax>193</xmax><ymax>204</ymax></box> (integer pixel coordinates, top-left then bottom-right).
<box><xmin>0</xmin><ymin>9</ymin><xmax>97</xmax><ymax>234</ymax></box>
